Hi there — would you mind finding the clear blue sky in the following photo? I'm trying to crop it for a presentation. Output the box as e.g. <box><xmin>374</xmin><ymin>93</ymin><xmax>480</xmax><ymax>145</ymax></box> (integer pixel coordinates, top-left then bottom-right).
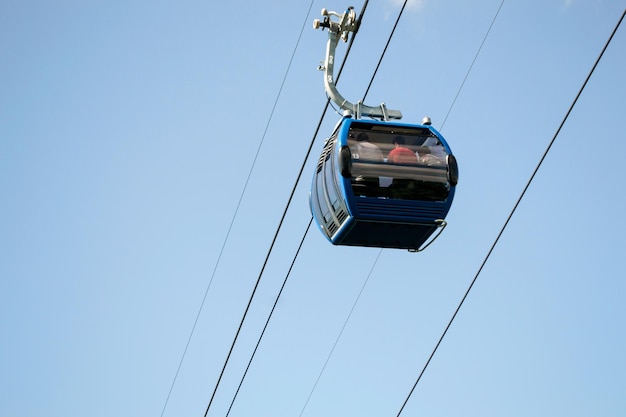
<box><xmin>2</xmin><ymin>1</ymin><xmax>625</xmax><ymax>416</ymax></box>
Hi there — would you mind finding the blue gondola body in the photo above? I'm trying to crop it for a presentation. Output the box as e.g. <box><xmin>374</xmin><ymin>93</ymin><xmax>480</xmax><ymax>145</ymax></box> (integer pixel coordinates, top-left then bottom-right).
<box><xmin>310</xmin><ymin>117</ymin><xmax>458</xmax><ymax>251</ymax></box>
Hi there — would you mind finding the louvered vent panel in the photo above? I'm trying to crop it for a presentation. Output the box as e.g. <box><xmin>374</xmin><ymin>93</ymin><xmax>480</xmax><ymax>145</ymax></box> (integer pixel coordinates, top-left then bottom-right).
<box><xmin>354</xmin><ymin>200</ymin><xmax>444</xmax><ymax>218</ymax></box>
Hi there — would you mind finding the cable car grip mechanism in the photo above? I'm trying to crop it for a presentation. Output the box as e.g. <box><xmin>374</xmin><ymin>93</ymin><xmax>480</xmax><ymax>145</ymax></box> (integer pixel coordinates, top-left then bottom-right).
<box><xmin>313</xmin><ymin>7</ymin><xmax>403</xmax><ymax>122</ymax></box>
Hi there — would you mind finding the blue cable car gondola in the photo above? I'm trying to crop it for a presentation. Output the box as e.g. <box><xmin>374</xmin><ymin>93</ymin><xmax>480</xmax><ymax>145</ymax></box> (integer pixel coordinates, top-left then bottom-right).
<box><xmin>310</xmin><ymin>7</ymin><xmax>458</xmax><ymax>251</ymax></box>
<box><xmin>310</xmin><ymin>116</ymin><xmax>458</xmax><ymax>251</ymax></box>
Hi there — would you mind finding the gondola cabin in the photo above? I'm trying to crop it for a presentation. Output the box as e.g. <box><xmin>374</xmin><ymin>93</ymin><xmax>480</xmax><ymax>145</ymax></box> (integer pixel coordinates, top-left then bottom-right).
<box><xmin>310</xmin><ymin>117</ymin><xmax>458</xmax><ymax>251</ymax></box>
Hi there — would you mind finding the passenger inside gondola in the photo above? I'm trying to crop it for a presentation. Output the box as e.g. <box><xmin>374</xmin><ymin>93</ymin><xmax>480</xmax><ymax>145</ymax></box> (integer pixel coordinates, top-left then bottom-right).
<box><xmin>350</xmin><ymin>133</ymin><xmax>383</xmax><ymax>197</ymax></box>
<box><xmin>387</xmin><ymin>136</ymin><xmax>418</xmax><ymax>164</ymax></box>
<box><xmin>416</xmin><ymin>137</ymin><xmax>446</xmax><ymax>166</ymax></box>
<box><xmin>349</xmin><ymin>129</ymin><xmax>450</xmax><ymax>202</ymax></box>
<box><xmin>387</xmin><ymin>135</ymin><xmax>420</xmax><ymax>199</ymax></box>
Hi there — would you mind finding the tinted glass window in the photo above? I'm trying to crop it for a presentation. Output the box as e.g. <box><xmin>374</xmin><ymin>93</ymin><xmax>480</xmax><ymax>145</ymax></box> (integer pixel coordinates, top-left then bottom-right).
<box><xmin>348</xmin><ymin>127</ymin><xmax>450</xmax><ymax>201</ymax></box>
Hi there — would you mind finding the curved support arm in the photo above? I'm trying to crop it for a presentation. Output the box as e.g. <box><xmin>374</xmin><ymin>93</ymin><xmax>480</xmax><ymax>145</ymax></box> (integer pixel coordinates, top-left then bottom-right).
<box><xmin>314</xmin><ymin>7</ymin><xmax>403</xmax><ymax>121</ymax></box>
<box><xmin>409</xmin><ymin>219</ymin><xmax>447</xmax><ymax>253</ymax></box>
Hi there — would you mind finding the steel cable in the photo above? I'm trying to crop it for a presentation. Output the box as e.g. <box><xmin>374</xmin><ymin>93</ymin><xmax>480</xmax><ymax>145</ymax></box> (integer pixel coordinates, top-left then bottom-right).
<box><xmin>395</xmin><ymin>7</ymin><xmax>626</xmax><ymax>416</ymax></box>
<box><xmin>202</xmin><ymin>2</ymin><xmax>371</xmax><ymax>415</ymax></box>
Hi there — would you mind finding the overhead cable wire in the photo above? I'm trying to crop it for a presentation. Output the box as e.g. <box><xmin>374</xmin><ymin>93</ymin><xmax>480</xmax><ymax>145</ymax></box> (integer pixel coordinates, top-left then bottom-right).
<box><xmin>200</xmin><ymin>0</ymin><xmax>316</xmax><ymax>409</ymax></box>
<box><xmin>202</xmin><ymin>2</ymin><xmax>370</xmax><ymax>415</ymax></box>
<box><xmin>297</xmin><ymin>1</ymin><xmax>409</xmax><ymax>412</ymax></box>
<box><xmin>297</xmin><ymin>249</ymin><xmax>383</xmax><ymax>417</ymax></box>
<box><xmin>224</xmin><ymin>218</ymin><xmax>313</xmax><ymax>417</ymax></box>
<box><xmin>156</xmin><ymin>2</ymin><xmax>316</xmax><ymax>417</ymax></box>
<box><xmin>362</xmin><ymin>0</ymin><xmax>408</xmax><ymax>101</ymax></box>
<box><xmin>298</xmin><ymin>0</ymin><xmax>505</xmax><ymax>412</ymax></box>
<box><xmin>213</xmin><ymin>4</ymin><xmax>370</xmax><ymax>413</ymax></box>
<box><xmin>396</xmin><ymin>8</ymin><xmax>626</xmax><ymax>416</ymax></box>
<box><xmin>440</xmin><ymin>0</ymin><xmax>505</xmax><ymax>129</ymax></box>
